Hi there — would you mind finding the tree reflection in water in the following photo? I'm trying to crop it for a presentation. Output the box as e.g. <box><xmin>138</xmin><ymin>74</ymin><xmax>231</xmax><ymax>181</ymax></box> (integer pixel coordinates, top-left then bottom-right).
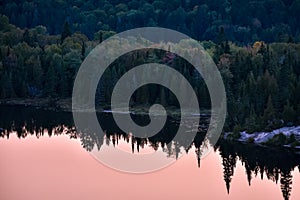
<box><xmin>0</xmin><ymin>105</ymin><xmax>299</xmax><ymax>200</ymax></box>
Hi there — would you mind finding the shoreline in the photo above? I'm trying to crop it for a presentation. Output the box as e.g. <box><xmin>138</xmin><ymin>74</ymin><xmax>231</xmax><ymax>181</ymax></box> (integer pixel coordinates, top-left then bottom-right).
<box><xmin>225</xmin><ymin>126</ymin><xmax>300</xmax><ymax>150</ymax></box>
<box><xmin>1</xmin><ymin>98</ymin><xmax>299</xmax><ymax>150</ymax></box>
<box><xmin>0</xmin><ymin>98</ymin><xmax>211</xmax><ymax>117</ymax></box>
<box><xmin>0</xmin><ymin>98</ymin><xmax>73</xmax><ymax>112</ymax></box>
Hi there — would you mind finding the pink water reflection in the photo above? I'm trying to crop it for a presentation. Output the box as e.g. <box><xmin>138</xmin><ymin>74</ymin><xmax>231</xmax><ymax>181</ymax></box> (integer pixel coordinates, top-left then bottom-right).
<box><xmin>0</xmin><ymin>134</ymin><xmax>299</xmax><ymax>200</ymax></box>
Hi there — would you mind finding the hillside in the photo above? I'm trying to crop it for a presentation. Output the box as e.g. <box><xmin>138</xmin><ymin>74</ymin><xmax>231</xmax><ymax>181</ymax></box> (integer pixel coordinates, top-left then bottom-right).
<box><xmin>0</xmin><ymin>1</ymin><xmax>300</xmax><ymax>133</ymax></box>
<box><xmin>1</xmin><ymin>0</ymin><xmax>300</xmax><ymax>43</ymax></box>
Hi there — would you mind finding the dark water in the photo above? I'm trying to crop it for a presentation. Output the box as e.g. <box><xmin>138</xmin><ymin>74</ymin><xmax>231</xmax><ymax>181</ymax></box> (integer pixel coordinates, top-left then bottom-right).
<box><xmin>0</xmin><ymin>105</ymin><xmax>299</xmax><ymax>200</ymax></box>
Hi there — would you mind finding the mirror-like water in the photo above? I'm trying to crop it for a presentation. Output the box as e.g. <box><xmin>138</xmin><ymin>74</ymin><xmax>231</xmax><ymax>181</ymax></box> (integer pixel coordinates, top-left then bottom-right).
<box><xmin>0</xmin><ymin>105</ymin><xmax>299</xmax><ymax>200</ymax></box>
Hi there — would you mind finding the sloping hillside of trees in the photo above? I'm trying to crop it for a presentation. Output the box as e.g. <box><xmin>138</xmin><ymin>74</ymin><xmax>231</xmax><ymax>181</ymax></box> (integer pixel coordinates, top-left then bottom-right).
<box><xmin>1</xmin><ymin>0</ymin><xmax>300</xmax><ymax>133</ymax></box>
<box><xmin>1</xmin><ymin>14</ymin><xmax>300</xmax><ymax>133</ymax></box>
<box><xmin>1</xmin><ymin>0</ymin><xmax>300</xmax><ymax>43</ymax></box>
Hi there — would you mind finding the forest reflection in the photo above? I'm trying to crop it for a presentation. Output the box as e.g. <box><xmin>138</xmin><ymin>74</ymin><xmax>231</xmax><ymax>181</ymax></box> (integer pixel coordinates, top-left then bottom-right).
<box><xmin>0</xmin><ymin>105</ymin><xmax>299</xmax><ymax>200</ymax></box>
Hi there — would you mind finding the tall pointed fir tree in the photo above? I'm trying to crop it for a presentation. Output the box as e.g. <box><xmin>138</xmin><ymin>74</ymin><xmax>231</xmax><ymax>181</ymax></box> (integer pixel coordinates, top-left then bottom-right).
<box><xmin>60</xmin><ymin>22</ymin><xmax>71</xmax><ymax>44</ymax></box>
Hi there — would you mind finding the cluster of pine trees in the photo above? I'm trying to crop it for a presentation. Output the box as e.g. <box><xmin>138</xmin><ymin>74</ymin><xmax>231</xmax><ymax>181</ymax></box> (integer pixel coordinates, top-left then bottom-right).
<box><xmin>1</xmin><ymin>13</ymin><xmax>300</xmax><ymax>133</ymax></box>
<box><xmin>0</xmin><ymin>15</ymin><xmax>92</xmax><ymax>98</ymax></box>
<box><xmin>1</xmin><ymin>0</ymin><xmax>300</xmax><ymax>44</ymax></box>
<box><xmin>222</xmin><ymin>40</ymin><xmax>300</xmax><ymax>132</ymax></box>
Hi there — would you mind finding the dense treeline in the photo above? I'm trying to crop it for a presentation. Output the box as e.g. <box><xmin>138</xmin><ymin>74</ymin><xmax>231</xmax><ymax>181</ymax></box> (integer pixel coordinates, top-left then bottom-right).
<box><xmin>0</xmin><ymin>15</ymin><xmax>92</xmax><ymax>98</ymax></box>
<box><xmin>1</xmin><ymin>0</ymin><xmax>300</xmax><ymax>44</ymax></box>
<box><xmin>0</xmin><ymin>13</ymin><xmax>300</xmax><ymax>133</ymax></box>
<box><xmin>223</xmin><ymin>41</ymin><xmax>300</xmax><ymax>133</ymax></box>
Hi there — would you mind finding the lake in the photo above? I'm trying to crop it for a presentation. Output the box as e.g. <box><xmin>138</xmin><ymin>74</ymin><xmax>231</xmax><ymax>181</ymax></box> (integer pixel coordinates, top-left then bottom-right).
<box><xmin>0</xmin><ymin>105</ymin><xmax>299</xmax><ymax>200</ymax></box>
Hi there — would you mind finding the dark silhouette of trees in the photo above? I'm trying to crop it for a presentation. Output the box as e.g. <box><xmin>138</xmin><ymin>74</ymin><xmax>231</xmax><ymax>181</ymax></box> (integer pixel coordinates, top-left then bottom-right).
<box><xmin>220</xmin><ymin>146</ymin><xmax>237</xmax><ymax>194</ymax></box>
<box><xmin>0</xmin><ymin>105</ymin><xmax>299</xmax><ymax>200</ymax></box>
<box><xmin>280</xmin><ymin>170</ymin><xmax>293</xmax><ymax>200</ymax></box>
<box><xmin>216</xmin><ymin>140</ymin><xmax>300</xmax><ymax>199</ymax></box>
<box><xmin>60</xmin><ymin>22</ymin><xmax>71</xmax><ymax>44</ymax></box>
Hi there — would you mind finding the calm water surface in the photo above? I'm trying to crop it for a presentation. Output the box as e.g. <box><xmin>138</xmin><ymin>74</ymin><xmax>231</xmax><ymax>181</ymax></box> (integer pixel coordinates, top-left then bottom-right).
<box><xmin>0</xmin><ymin>105</ymin><xmax>299</xmax><ymax>200</ymax></box>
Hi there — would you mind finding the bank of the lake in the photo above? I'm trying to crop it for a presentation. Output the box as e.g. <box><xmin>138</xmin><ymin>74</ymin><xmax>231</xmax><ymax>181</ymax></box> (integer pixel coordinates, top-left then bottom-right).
<box><xmin>225</xmin><ymin>126</ymin><xmax>300</xmax><ymax>150</ymax></box>
<box><xmin>0</xmin><ymin>98</ymin><xmax>211</xmax><ymax>117</ymax></box>
<box><xmin>1</xmin><ymin>99</ymin><xmax>300</xmax><ymax>149</ymax></box>
<box><xmin>0</xmin><ymin>98</ymin><xmax>73</xmax><ymax>112</ymax></box>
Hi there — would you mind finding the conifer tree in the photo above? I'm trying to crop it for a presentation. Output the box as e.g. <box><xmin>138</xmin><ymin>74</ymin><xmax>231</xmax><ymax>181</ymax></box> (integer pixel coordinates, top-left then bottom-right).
<box><xmin>60</xmin><ymin>22</ymin><xmax>71</xmax><ymax>44</ymax></box>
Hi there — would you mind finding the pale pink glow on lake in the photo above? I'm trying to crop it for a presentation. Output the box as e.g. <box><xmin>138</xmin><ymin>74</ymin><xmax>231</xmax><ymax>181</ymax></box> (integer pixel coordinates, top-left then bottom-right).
<box><xmin>0</xmin><ymin>134</ymin><xmax>299</xmax><ymax>200</ymax></box>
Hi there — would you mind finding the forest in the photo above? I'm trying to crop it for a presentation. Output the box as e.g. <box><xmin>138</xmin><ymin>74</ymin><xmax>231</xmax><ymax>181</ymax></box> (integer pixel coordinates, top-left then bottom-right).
<box><xmin>1</xmin><ymin>0</ymin><xmax>300</xmax><ymax>43</ymax></box>
<box><xmin>0</xmin><ymin>0</ymin><xmax>300</xmax><ymax>134</ymax></box>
